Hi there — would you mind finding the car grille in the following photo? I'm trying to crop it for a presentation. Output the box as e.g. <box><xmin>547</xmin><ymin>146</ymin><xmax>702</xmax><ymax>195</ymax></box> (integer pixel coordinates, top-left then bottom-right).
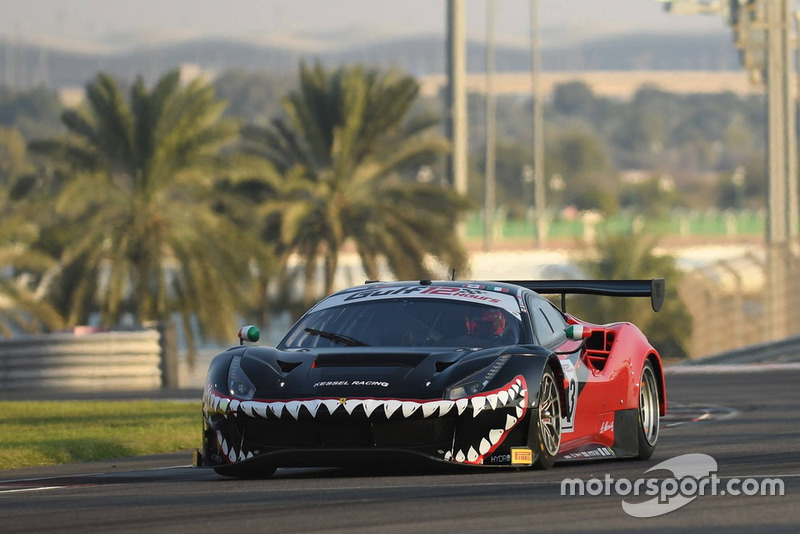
<box><xmin>239</xmin><ymin>417</ymin><xmax>456</xmax><ymax>449</ymax></box>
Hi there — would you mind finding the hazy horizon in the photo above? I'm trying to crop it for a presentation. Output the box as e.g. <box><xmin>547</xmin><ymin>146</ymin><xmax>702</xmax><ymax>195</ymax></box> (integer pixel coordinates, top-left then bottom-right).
<box><xmin>2</xmin><ymin>0</ymin><xmax>729</xmax><ymax>51</ymax></box>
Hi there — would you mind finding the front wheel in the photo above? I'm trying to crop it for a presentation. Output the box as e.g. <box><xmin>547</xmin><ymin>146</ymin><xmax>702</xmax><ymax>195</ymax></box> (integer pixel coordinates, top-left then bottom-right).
<box><xmin>636</xmin><ymin>359</ymin><xmax>660</xmax><ymax>460</ymax></box>
<box><xmin>531</xmin><ymin>367</ymin><xmax>562</xmax><ymax>469</ymax></box>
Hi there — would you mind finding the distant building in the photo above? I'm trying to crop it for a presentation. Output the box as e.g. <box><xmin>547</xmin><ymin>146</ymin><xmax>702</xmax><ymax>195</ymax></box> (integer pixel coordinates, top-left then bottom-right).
<box><xmin>418</xmin><ymin>70</ymin><xmax>761</xmax><ymax>100</ymax></box>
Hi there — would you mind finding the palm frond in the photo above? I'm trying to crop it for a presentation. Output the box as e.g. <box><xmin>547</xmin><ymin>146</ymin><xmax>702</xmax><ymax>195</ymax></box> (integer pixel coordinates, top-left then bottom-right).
<box><xmin>23</xmin><ymin>70</ymin><xmax>267</xmax><ymax>342</ymax></box>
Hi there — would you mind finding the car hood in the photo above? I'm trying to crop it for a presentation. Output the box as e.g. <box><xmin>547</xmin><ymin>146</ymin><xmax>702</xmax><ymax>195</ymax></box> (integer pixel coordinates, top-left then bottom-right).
<box><xmin>233</xmin><ymin>345</ymin><xmax>512</xmax><ymax>400</ymax></box>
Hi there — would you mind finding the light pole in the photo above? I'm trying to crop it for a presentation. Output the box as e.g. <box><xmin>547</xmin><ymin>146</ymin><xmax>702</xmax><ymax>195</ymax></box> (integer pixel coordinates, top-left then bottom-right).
<box><xmin>530</xmin><ymin>0</ymin><xmax>546</xmax><ymax>248</ymax></box>
<box><xmin>484</xmin><ymin>0</ymin><xmax>497</xmax><ymax>251</ymax></box>
<box><xmin>662</xmin><ymin>0</ymin><xmax>798</xmax><ymax>340</ymax></box>
<box><xmin>445</xmin><ymin>0</ymin><xmax>468</xmax><ymax>240</ymax></box>
<box><xmin>759</xmin><ymin>0</ymin><xmax>796</xmax><ymax>340</ymax></box>
<box><xmin>445</xmin><ymin>1</ymin><xmax>468</xmax><ymax>198</ymax></box>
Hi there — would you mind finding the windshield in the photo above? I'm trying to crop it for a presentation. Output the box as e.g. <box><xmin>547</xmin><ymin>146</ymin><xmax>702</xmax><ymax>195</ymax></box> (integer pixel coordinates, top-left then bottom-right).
<box><xmin>279</xmin><ymin>298</ymin><xmax>524</xmax><ymax>349</ymax></box>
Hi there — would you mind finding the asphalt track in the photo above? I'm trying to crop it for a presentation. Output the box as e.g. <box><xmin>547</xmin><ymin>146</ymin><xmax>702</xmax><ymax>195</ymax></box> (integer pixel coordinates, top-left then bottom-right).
<box><xmin>1</xmin><ymin>367</ymin><xmax>799</xmax><ymax>533</ymax></box>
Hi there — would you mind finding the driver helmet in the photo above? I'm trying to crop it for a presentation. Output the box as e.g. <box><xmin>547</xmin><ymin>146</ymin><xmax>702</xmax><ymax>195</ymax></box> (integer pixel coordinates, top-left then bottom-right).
<box><xmin>465</xmin><ymin>308</ymin><xmax>506</xmax><ymax>337</ymax></box>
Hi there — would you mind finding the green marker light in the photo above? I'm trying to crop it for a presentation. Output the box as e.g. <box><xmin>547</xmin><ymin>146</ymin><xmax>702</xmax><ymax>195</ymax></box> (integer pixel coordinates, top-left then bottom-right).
<box><xmin>238</xmin><ymin>325</ymin><xmax>260</xmax><ymax>344</ymax></box>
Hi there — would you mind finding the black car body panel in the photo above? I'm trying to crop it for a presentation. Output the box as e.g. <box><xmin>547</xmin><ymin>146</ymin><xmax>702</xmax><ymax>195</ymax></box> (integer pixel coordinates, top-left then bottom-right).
<box><xmin>199</xmin><ymin>279</ymin><xmax>665</xmax><ymax>475</ymax></box>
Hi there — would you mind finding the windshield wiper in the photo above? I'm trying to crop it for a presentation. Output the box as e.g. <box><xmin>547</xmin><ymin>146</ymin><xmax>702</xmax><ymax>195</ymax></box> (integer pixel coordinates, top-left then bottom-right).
<box><xmin>304</xmin><ymin>328</ymin><xmax>369</xmax><ymax>347</ymax></box>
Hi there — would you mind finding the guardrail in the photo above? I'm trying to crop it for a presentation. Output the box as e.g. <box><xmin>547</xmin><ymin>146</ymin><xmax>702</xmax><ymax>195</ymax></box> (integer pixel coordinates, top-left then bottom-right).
<box><xmin>3</xmin><ymin>325</ymin><xmax>798</xmax><ymax>392</ymax></box>
<box><xmin>0</xmin><ymin>329</ymin><xmax>165</xmax><ymax>392</ymax></box>
<box><xmin>682</xmin><ymin>334</ymin><xmax>800</xmax><ymax>365</ymax></box>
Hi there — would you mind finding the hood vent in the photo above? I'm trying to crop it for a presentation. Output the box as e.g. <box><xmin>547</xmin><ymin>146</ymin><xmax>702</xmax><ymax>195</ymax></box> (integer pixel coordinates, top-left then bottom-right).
<box><xmin>313</xmin><ymin>353</ymin><xmax>428</xmax><ymax>368</ymax></box>
<box><xmin>276</xmin><ymin>359</ymin><xmax>302</xmax><ymax>374</ymax></box>
<box><xmin>435</xmin><ymin>360</ymin><xmax>457</xmax><ymax>373</ymax></box>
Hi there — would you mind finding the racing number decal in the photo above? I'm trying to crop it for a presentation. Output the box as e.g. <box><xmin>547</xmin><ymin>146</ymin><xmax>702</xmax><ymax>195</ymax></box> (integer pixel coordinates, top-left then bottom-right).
<box><xmin>559</xmin><ymin>359</ymin><xmax>578</xmax><ymax>433</ymax></box>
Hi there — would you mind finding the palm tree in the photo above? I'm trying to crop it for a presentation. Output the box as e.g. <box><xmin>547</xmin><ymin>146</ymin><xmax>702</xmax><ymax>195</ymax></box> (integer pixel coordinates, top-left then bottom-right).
<box><xmin>27</xmin><ymin>70</ymin><xmax>271</xmax><ymax>356</ymax></box>
<box><xmin>241</xmin><ymin>61</ymin><xmax>471</xmax><ymax>305</ymax></box>
<box><xmin>0</xmin><ymin>180</ymin><xmax>64</xmax><ymax>336</ymax></box>
<box><xmin>569</xmin><ymin>232</ymin><xmax>692</xmax><ymax>360</ymax></box>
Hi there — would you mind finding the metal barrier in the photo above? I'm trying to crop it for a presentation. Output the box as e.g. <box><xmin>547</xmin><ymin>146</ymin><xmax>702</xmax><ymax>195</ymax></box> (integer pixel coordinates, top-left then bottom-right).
<box><xmin>677</xmin><ymin>245</ymin><xmax>800</xmax><ymax>359</ymax></box>
<box><xmin>0</xmin><ymin>329</ymin><xmax>163</xmax><ymax>391</ymax></box>
<box><xmin>4</xmin><ymin>243</ymin><xmax>799</xmax><ymax>390</ymax></box>
<box><xmin>683</xmin><ymin>334</ymin><xmax>800</xmax><ymax>365</ymax></box>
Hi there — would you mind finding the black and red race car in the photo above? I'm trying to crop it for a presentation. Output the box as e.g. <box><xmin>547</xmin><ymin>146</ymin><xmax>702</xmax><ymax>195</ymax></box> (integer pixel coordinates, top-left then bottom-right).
<box><xmin>197</xmin><ymin>278</ymin><xmax>666</xmax><ymax>476</ymax></box>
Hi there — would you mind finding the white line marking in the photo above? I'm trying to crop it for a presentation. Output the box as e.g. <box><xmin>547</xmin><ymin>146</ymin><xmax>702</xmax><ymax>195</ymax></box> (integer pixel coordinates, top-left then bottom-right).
<box><xmin>667</xmin><ymin>363</ymin><xmax>800</xmax><ymax>374</ymax></box>
<box><xmin>2</xmin><ymin>467</ymin><xmax>797</xmax><ymax>496</ymax></box>
<box><xmin>0</xmin><ymin>472</ymin><xmax>105</xmax><ymax>484</ymax></box>
<box><xmin>0</xmin><ymin>465</ymin><xmax>192</xmax><ymax>485</ymax></box>
<box><xmin>220</xmin><ymin>472</ymin><xmax>800</xmax><ymax>493</ymax></box>
<box><xmin>0</xmin><ymin>486</ymin><xmax>65</xmax><ymax>494</ymax></box>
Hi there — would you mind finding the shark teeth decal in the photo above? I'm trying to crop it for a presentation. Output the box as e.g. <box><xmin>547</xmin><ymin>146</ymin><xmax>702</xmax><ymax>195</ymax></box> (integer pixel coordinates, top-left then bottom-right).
<box><xmin>321</xmin><ymin>399</ymin><xmax>341</xmax><ymax>415</ymax></box>
<box><xmin>421</xmin><ymin>402</ymin><xmax>438</xmax><ymax>418</ymax></box>
<box><xmin>253</xmin><ymin>402</ymin><xmax>269</xmax><ymax>418</ymax></box>
<box><xmin>363</xmin><ymin>399</ymin><xmax>382</xmax><ymax>417</ymax></box>
<box><xmin>239</xmin><ymin>401</ymin><xmax>255</xmax><ymax>417</ymax></box>
<box><xmin>207</xmin><ymin>376</ymin><xmax>529</xmax><ymax>467</ymax></box>
<box><xmin>305</xmin><ymin>399</ymin><xmax>322</xmax><ymax>418</ymax></box>
<box><xmin>343</xmin><ymin>399</ymin><xmax>363</xmax><ymax>415</ymax></box>
<box><xmin>285</xmin><ymin>400</ymin><xmax>302</xmax><ymax>420</ymax></box>
<box><xmin>384</xmin><ymin>399</ymin><xmax>402</xmax><ymax>418</ymax></box>
<box><xmin>446</xmin><ymin>377</ymin><xmax>529</xmax><ymax>466</ymax></box>
<box><xmin>505</xmin><ymin>414</ymin><xmax>518</xmax><ymax>430</ymax></box>
<box><xmin>216</xmin><ymin>434</ymin><xmax>248</xmax><ymax>465</ymax></box>
<box><xmin>436</xmin><ymin>400</ymin><xmax>454</xmax><ymax>416</ymax></box>
<box><xmin>471</xmin><ymin>397</ymin><xmax>485</xmax><ymax>418</ymax></box>
<box><xmin>401</xmin><ymin>402</ymin><xmax>419</xmax><ymax>418</ymax></box>
<box><xmin>207</xmin><ymin>379</ymin><xmax>525</xmax><ymax>424</ymax></box>
<box><xmin>497</xmin><ymin>390</ymin><xmax>509</xmax><ymax>406</ymax></box>
<box><xmin>270</xmin><ymin>402</ymin><xmax>284</xmax><ymax>418</ymax></box>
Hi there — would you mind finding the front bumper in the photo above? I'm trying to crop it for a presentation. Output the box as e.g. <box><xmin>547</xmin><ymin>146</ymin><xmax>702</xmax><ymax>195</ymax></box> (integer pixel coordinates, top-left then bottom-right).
<box><xmin>201</xmin><ymin>375</ymin><xmax>530</xmax><ymax>469</ymax></box>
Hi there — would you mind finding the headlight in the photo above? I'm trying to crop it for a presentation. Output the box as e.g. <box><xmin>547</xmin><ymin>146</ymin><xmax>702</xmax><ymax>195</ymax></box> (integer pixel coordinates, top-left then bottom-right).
<box><xmin>445</xmin><ymin>355</ymin><xmax>510</xmax><ymax>400</ymax></box>
<box><xmin>228</xmin><ymin>355</ymin><xmax>256</xmax><ymax>400</ymax></box>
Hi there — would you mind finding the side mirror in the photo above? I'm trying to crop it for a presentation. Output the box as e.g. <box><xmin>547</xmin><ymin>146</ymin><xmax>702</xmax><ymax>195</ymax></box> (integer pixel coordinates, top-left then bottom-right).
<box><xmin>237</xmin><ymin>325</ymin><xmax>260</xmax><ymax>345</ymax></box>
<box><xmin>565</xmin><ymin>324</ymin><xmax>592</xmax><ymax>341</ymax></box>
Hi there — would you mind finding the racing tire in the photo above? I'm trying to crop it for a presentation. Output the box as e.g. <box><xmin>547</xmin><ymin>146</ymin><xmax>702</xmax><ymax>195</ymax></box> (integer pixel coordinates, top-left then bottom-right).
<box><xmin>531</xmin><ymin>367</ymin><xmax>562</xmax><ymax>469</ymax></box>
<box><xmin>636</xmin><ymin>359</ymin><xmax>660</xmax><ymax>460</ymax></box>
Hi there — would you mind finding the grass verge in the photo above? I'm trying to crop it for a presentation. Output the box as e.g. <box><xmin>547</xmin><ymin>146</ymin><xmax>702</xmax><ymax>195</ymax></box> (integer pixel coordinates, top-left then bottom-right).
<box><xmin>0</xmin><ymin>400</ymin><xmax>200</xmax><ymax>471</ymax></box>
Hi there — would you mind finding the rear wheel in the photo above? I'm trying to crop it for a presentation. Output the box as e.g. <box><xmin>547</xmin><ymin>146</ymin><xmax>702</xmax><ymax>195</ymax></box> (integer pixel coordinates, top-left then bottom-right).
<box><xmin>531</xmin><ymin>367</ymin><xmax>562</xmax><ymax>469</ymax></box>
<box><xmin>636</xmin><ymin>359</ymin><xmax>660</xmax><ymax>460</ymax></box>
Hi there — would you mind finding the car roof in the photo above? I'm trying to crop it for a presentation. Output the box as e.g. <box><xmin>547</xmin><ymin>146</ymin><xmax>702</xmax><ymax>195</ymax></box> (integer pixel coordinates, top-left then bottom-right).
<box><xmin>330</xmin><ymin>280</ymin><xmax>529</xmax><ymax>299</ymax></box>
<box><xmin>337</xmin><ymin>279</ymin><xmax>526</xmax><ymax>294</ymax></box>
<box><xmin>314</xmin><ymin>280</ymin><xmax>529</xmax><ymax>319</ymax></box>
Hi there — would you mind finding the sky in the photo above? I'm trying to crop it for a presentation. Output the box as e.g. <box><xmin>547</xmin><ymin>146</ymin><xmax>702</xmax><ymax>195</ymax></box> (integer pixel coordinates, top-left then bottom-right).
<box><xmin>1</xmin><ymin>0</ymin><xmax>730</xmax><ymax>50</ymax></box>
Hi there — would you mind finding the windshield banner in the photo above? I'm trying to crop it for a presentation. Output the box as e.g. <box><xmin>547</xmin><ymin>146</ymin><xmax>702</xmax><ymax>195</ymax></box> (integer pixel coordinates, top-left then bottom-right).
<box><xmin>315</xmin><ymin>284</ymin><xmax>522</xmax><ymax>319</ymax></box>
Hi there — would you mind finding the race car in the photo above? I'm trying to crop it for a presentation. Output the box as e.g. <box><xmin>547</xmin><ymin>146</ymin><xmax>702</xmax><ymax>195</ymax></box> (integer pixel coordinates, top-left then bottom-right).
<box><xmin>196</xmin><ymin>278</ymin><xmax>666</xmax><ymax>477</ymax></box>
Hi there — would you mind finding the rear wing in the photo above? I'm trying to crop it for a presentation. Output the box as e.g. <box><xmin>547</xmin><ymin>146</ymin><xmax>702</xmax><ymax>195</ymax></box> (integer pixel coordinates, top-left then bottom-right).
<box><xmin>497</xmin><ymin>279</ymin><xmax>665</xmax><ymax>313</ymax></box>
